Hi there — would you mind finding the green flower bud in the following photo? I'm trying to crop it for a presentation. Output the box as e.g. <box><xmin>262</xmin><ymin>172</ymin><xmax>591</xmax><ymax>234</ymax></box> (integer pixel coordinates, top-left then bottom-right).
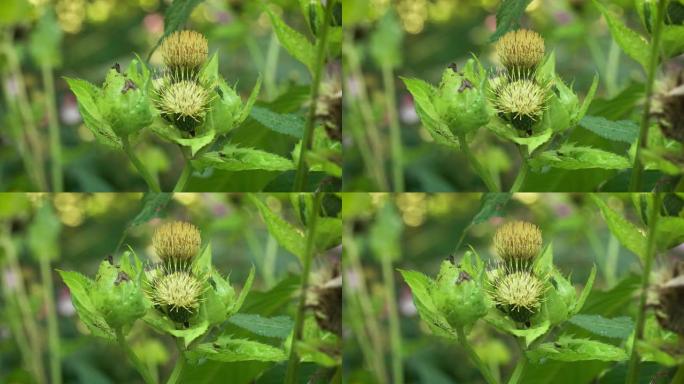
<box><xmin>496</xmin><ymin>29</ymin><xmax>545</xmax><ymax>75</ymax></box>
<box><xmin>434</xmin><ymin>60</ymin><xmax>490</xmax><ymax>136</ymax></box>
<box><xmin>431</xmin><ymin>260</ymin><xmax>491</xmax><ymax>329</ymax></box>
<box><xmin>493</xmin><ymin>221</ymin><xmax>543</xmax><ymax>271</ymax></box>
<box><xmin>91</xmin><ymin>258</ymin><xmax>146</xmax><ymax>329</ymax></box>
<box><xmin>97</xmin><ymin>69</ymin><xmax>154</xmax><ymax>138</ymax></box>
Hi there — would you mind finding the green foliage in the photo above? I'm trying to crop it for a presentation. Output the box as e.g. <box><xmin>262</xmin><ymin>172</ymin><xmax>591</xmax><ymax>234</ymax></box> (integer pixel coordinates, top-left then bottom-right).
<box><xmin>57</xmin><ymin>269</ymin><xmax>116</xmax><ymax>340</ymax></box>
<box><xmin>568</xmin><ymin>314</ymin><xmax>635</xmax><ymax>339</ymax></box>
<box><xmin>471</xmin><ymin>193</ymin><xmax>512</xmax><ymax>225</ymax></box>
<box><xmin>526</xmin><ymin>337</ymin><xmax>628</xmax><ymax>362</ymax></box>
<box><xmin>368</xmin><ymin>203</ymin><xmax>403</xmax><ymax>261</ymax></box>
<box><xmin>163</xmin><ymin>0</ymin><xmax>204</xmax><ymax>37</ymax></box>
<box><xmin>369</xmin><ymin>11</ymin><xmax>403</xmax><ymax>69</ymax></box>
<box><xmin>266</xmin><ymin>7</ymin><xmax>316</xmax><ymax>74</ymax></box>
<box><xmin>228</xmin><ymin>314</ymin><xmax>294</xmax><ymax>339</ymax></box>
<box><xmin>579</xmin><ymin>116</ymin><xmax>639</xmax><ymax>144</ymax></box>
<box><xmin>90</xmin><ymin>255</ymin><xmax>147</xmax><ymax>330</ymax></box>
<box><xmin>401</xmin><ymin>77</ymin><xmax>459</xmax><ymax>147</ymax></box>
<box><xmin>27</xmin><ymin>202</ymin><xmax>61</xmax><ymax>262</ymax></box>
<box><xmin>529</xmin><ymin>145</ymin><xmax>632</xmax><ymax>170</ymax></box>
<box><xmin>188</xmin><ymin>337</ymin><xmax>287</xmax><ymax>363</ymax></box>
<box><xmin>490</xmin><ymin>0</ymin><xmax>534</xmax><ymax>42</ymax></box>
<box><xmin>193</xmin><ymin>146</ymin><xmax>295</xmax><ymax>172</ymax></box>
<box><xmin>28</xmin><ymin>10</ymin><xmax>62</xmax><ymax>67</ymax></box>
<box><xmin>64</xmin><ymin>77</ymin><xmax>122</xmax><ymax>149</ymax></box>
<box><xmin>590</xmin><ymin>194</ymin><xmax>647</xmax><ymax>262</ymax></box>
<box><xmin>592</xmin><ymin>0</ymin><xmax>650</xmax><ymax>71</ymax></box>
<box><xmin>249</xmin><ymin>106</ymin><xmax>305</xmax><ymax>139</ymax></box>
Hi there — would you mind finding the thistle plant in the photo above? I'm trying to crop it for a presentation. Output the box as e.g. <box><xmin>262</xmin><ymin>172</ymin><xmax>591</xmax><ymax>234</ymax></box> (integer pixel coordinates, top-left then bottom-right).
<box><xmin>403</xmin><ymin>26</ymin><xmax>605</xmax><ymax>193</ymax></box>
<box><xmin>400</xmin><ymin>219</ymin><xmax>619</xmax><ymax>384</ymax></box>
<box><xmin>65</xmin><ymin>29</ymin><xmax>263</xmax><ymax>192</ymax></box>
<box><xmin>57</xmin><ymin>220</ymin><xmax>281</xmax><ymax>384</ymax></box>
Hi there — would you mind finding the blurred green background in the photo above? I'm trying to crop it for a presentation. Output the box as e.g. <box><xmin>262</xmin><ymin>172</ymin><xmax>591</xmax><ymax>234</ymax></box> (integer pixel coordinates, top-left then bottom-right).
<box><xmin>0</xmin><ymin>193</ymin><xmax>341</xmax><ymax>383</ymax></box>
<box><xmin>342</xmin><ymin>192</ymin><xmax>684</xmax><ymax>383</ymax></box>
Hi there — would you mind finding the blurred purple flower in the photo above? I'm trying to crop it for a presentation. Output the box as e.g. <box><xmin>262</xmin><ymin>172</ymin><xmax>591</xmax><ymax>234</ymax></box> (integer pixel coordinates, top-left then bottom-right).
<box><xmin>346</xmin><ymin>75</ymin><xmax>360</xmax><ymax>98</ymax></box>
<box><xmin>144</xmin><ymin>13</ymin><xmax>164</xmax><ymax>35</ymax></box>
<box><xmin>58</xmin><ymin>288</ymin><xmax>75</xmax><ymax>316</ymax></box>
<box><xmin>400</xmin><ymin>94</ymin><xmax>419</xmax><ymax>124</ymax></box>
<box><xmin>2</xmin><ymin>268</ymin><xmax>17</xmax><ymax>292</ymax></box>
<box><xmin>553</xmin><ymin>203</ymin><xmax>572</xmax><ymax>217</ymax></box>
<box><xmin>555</xmin><ymin>11</ymin><xmax>572</xmax><ymax>25</ymax></box>
<box><xmin>399</xmin><ymin>286</ymin><xmax>417</xmax><ymax>316</ymax></box>
<box><xmin>60</xmin><ymin>93</ymin><xmax>81</xmax><ymax>125</ymax></box>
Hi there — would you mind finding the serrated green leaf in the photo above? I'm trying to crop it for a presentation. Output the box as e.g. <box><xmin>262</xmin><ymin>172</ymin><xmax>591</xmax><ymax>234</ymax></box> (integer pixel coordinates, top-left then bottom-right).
<box><xmin>401</xmin><ymin>77</ymin><xmax>458</xmax><ymax>147</ymax></box>
<box><xmin>65</xmin><ymin>77</ymin><xmax>122</xmax><ymax>149</ymax></box>
<box><xmin>164</xmin><ymin>0</ymin><xmax>203</xmax><ymax>36</ymax></box>
<box><xmin>58</xmin><ymin>270</ymin><xmax>115</xmax><ymax>340</ymax></box>
<box><xmin>574</xmin><ymin>264</ymin><xmax>597</xmax><ymax>315</ymax></box>
<box><xmin>189</xmin><ymin>337</ymin><xmax>286</xmax><ymax>362</ymax></box>
<box><xmin>577</xmin><ymin>74</ymin><xmax>599</xmax><ymax>121</ymax></box>
<box><xmin>228</xmin><ymin>314</ymin><xmax>293</xmax><ymax>339</ymax></box>
<box><xmin>662</xmin><ymin>25</ymin><xmax>684</xmax><ymax>58</ymax></box>
<box><xmin>471</xmin><ymin>193</ymin><xmax>512</xmax><ymax>225</ymax></box>
<box><xmin>248</xmin><ymin>194</ymin><xmax>306</xmax><ymax>261</ymax></box>
<box><xmin>398</xmin><ymin>269</ymin><xmax>456</xmax><ymax>339</ymax></box>
<box><xmin>249</xmin><ymin>106</ymin><xmax>304</xmax><ymax>138</ymax></box>
<box><xmin>239</xmin><ymin>76</ymin><xmax>262</xmax><ymax>125</ymax></box>
<box><xmin>529</xmin><ymin>144</ymin><xmax>631</xmax><ymax>170</ymax></box>
<box><xmin>490</xmin><ymin>0</ymin><xmax>533</xmax><ymax>42</ymax></box>
<box><xmin>656</xmin><ymin>216</ymin><xmax>684</xmax><ymax>252</ymax></box>
<box><xmin>568</xmin><ymin>314</ymin><xmax>635</xmax><ymax>339</ymax></box>
<box><xmin>593</xmin><ymin>0</ymin><xmax>650</xmax><ymax>70</ymax></box>
<box><xmin>487</xmin><ymin>118</ymin><xmax>553</xmax><ymax>153</ymax></box>
<box><xmin>228</xmin><ymin>265</ymin><xmax>255</xmax><ymax>317</ymax></box>
<box><xmin>192</xmin><ymin>146</ymin><xmax>294</xmax><ymax>172</ymax></box>
<box><xmin>266</xmin><ymin>7</ymin><xmax>315</xmax><ymax>74</ymax></box>
<box><xmin>527</xmin><ymin>337</ymin><xmax>628</xmax><ymax>362</ymax></box>
<box><xmin>130</xmin><ymin>193</ymin><xmax>172</xmax><ymax>226</ymax></box>
<box><xmin>590</xmin><ymin>194</ymin><xmax>647</xmax><ymax>262</ymax></box>
<box><xmin>579</xmin><ymin>115</ymin><xmax>639</xmax><ymax>143</ymax></box>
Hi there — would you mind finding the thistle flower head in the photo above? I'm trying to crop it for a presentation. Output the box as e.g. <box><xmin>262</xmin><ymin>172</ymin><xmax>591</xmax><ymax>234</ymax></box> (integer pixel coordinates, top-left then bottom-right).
<box><xmin>496</xmin><ymin>29</ymin><xmax>545</xmax><ymax>71</ymax></box>
<box><xmin>160</xmin><ymin>30</ymin><xmax>208</xmax><ymax>71</ymax></box>
<box><xmin>493</xmin><ymin>221</ymin><xmax>542</xmax><ymax>265</ymax></box>
<box><xmin>157</xmin><ymin>80</ymin><xmax>212</xmax><ymax>132</ymax></box>
<box><xmin>494</xmin><ymin>79</ymin><xmax>548</xmax><ymax>122</ymax></box>
<box><xmin>152</xmin><ymin>221</ymin><xmax>201</xmax><ymax>263</ymax></box>
<box><xmin>149</xmin><ymin>271</ymin><xmax>204</xmax><ymax>323</ymax></box>
<box><xmin>491</xmin><ymin>271</ymin><xmax>545</xmax><ymax>322</ymax></box>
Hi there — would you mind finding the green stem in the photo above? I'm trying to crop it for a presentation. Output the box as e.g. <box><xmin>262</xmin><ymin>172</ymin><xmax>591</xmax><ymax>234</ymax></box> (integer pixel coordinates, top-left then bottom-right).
<box><xmin>626</xmin><ymin>192</ymin><xmax>663</xmax><ymax>384</ymax></box>
<box><xmin>458</xmin><ymin>134</ymin><xmax>499</xmax><ymax>192</ymax></box>
<box><xmin>172</xmin><ymin>149</ymin><xmax>193</xmax><ymax>192</ymax></box>
<box><xmin>382</xmin><ymin>64</ymin><xmax>404</xmax><ymax>192</ymax></box>
<box><xmin>293</xmin><ymin>1</ymin><xmax>334</xmax><ymax>191</ymax></box>
<box><xmin>166</xmin><ymin>338</ymin><xmax>186</xmax><ymax>384</ymax></box>
<box><xmin>40</xmin><ymin>257</ymin><xmax>61</xmax><ymax>384</ymax></box>
<box><xmin>380</xmin><ymin>250</ymin><xmax>403</xmax><ymax>383</ymax></box>
<box><xmin>121</xmin><ymin>136</ymin><xmax>161</xmax><ymax>192</ymax></box>
<box><xmin>42</xmin><ymin>63</ymin><xmax>63</xmax><ymax>192</ymax></box>
<box><xmin>506</xmin><ymin>338</ymin><xmax>528</xmax><ymax>384</ymax></box>
<box><xmin>116</xmin><ymin>328</ymin><xmax>157</xmax><ymax>384</ymax></box>
<box><xmin>456</xmin><ymin>327</ymin><xmax>498</xmax><ymax>384</ymax></box>
<box><xmin>605</xmin><ymin>39</ymin><xmax>621</xmax><ymax>98</ymax></box>
<box><xmin>629</xmin><ymin>0</ymin><xmax>667</xmax><ymax>192</ymax></box>
<box><xmin>284</xmin><ymin>193</ymin><xmax>322</xmax><ymax>384</ymax></box>
<box><xmin>510</xmin><ymin>147</ymin><xmax>529</xmax><ymax>193</ymax></box>
<box><xmin>671</xmin><ymin>365</ymin><xmax>684</xmax><ymax>384</ymax></box>
<box><xmin>264</xmin><ymin>32</ymin><xmax>280</xmax><ymax>100</ymax></box>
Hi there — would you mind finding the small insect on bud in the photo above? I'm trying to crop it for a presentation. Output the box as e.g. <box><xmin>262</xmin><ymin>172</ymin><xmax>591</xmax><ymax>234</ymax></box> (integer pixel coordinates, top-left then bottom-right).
<box><xmin>496</xmin><ymin>29</ymin><xmax>545</xmax><ymax>74</ymax></box>
<box><xmin>492</xmin><ymin>271</ymin><xmax>545</xmax><ymax>323</ymax></box>
<box><xmin>157</xmin><ymin>80</ymin><xmax>213</xmax><ymax>133</ymax></box>
<box><xmin>160</xmin><ymin>30</ymin><xmax>209</xmax><ymax>72</ymax></box>
<box><xmin>493</xmin><ymin>79</ymin><xmax>548</xmax><ymax>134</ymax></box>
<box><xmin>152</xmin><ymin>221</ymin><xmax>201</xmax><ymax>264</ymax></box>
<box><xmin>150</xmin><ymin>271</ymin><xmax>204</xmax><ymax>323</ymax></box>
<box><xmin>493</xmin><ymin>221</ymin><xmax>543</xmax><ymax>270</ymax></box>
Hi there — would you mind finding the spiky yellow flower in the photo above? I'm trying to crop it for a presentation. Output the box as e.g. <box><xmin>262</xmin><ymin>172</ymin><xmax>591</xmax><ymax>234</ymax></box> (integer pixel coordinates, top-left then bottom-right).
<box><xmin>152</xmin><ymin>221</ymin><xmax>201</xmax><ymax>262</ymax></box>
<box><xmin>496</xmin><ymin>29</ymin><xmax>545</xmax><ymax>71</ymax></box>
<box><xmin>160</xmin><ymin>30</ymin><xmax>208</xmax><ymax>71</ymax></box>
<box><xmin>149</xmin><ymin>271</ymin><xmax>204</xmax><ymax>323</ymax></box>
<box><xmin>494</xmin><ymin>80</ymin><xmax>547</xmax><ymax>122</ymax></box>
<box><xmin>157</xmin><ymin>80</ymin><xmax>212</xmax><ymax>131</ymax></box>
<box><xmin>493</xmin><ymin>221</ymin><xmax>542</xmax><ymax>266</ymax></box>
<box><xmin>492</xmin><ymin>271</ymin><xmax>545</xmax><ymax>322</ymax></box>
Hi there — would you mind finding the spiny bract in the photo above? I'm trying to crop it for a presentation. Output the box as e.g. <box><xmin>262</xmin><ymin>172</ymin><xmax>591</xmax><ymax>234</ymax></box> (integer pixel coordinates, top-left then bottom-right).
<box><xmin>157</xmin><ymin>80</ymin><xmax>212</xmax><ymax>130</ymax></box>
<box><xmin>491</xmin><ymin>271</ymin><xmax>546</xmax><ymax>323</ymax></box>
<box><xmin>496</xmin><ymin>29</ymin><xmax>545</xmax><ymax>71</ymax></box>
<box><xmin>160</xmin><ymin>30</ymin><xmax>208</xmax><ymax>71</ymax></box>
<box><xmin>494</xmin><ymin>79</ymin><xmax>547</xmax><ymax>121</ymax></box>
<box><xmin>152</xmin><ymin>221</ymin><xmax>201</xmax><ymax>262</ymax></box>
<box><xmin>493</xmin><ymin>220</ymin><xmax>543</xmax><ymax>263</ymax></box>
<box><xmin>149</xmin><ymin>271</ymin><xmax>204</xmax><ymax>323</ymax></box>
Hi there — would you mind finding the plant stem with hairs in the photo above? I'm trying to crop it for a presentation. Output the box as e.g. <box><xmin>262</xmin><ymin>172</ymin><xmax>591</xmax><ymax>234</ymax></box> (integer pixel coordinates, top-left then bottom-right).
<box><xmin>626</xmin><ymin>192</ymin><xmax>663</xmax><ymax>384</ymax></box>
<box><xmin>293</xmin><ymin>0</ymin><xmax>335</xmax><ymax>191</ymax></box>
<box><xmin>115</xmin><ymin>328</ymin><xmax>157</xmax><ymax>384</ymax></box>
<box><xmin>458</xmin><ymin>134</ymin><xmax>500</xmax><ymax>192</ymax></box>
<box><xmin>285</xmin><ymin>193</ymin><xmax>322</xmax><ymax>383</ymax></box>
<box><xmin>121</xmin><ymin>136</ymin><xmax>161</xmax><ymax>192</ymax></box>
<box><xmin>456</xmin><ymin>327</ymin><xmax>498</xmax><ymax>384</ymax></box>
<box><xmin>630</xmin><ymin>0</ymin><xmax>667</xmax><ymax>192</ymax></box>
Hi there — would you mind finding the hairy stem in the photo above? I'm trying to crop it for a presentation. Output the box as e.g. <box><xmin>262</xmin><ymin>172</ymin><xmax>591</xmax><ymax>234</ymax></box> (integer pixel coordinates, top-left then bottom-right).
<box><xmin>285</xmin><ymin>193</ymin><xmax>322</xmax><ymax>383</ymax></box>
<box><xmin>116</xmin><ymin>328</ymin><xmax>157</xmax><ymax>384</ymax></box>
<box><xmin>629</xmin><ymin>0</ymin><xmax>667</xmax><ymax>192</ymax></box>
<box><xmin>121</xmin><ymin>136</ymin><xmax>161</xmax><ymax>192</ymax></box>
<box><xmin>510</xmin><ymin>146</ymin><xmax>529</xmax><ymax>193</ymax></box>
<box><xmin>42</xmin><ymin>63</ymin><xmax>63</xmax><ymax>192</ymax></box>
<box><xmin>382</xmin><ymin>63</ymin><xmax>405</xmax><ymax>192</ymax></box>
<box><xmin>456</xmin><ymin>327</ymin><xmax>498</xmax><ymax>384</ymax></box>
<box><xmin>293</xmin><ymin>0</ymin><xmax>334</xmax><ymax>191</ymax></box>
<box><xmin>40</xmin><ymin>257</ymin><xmax>61</xmax><ymax>384</ymax></box>
<box><xmin>626</xmin><ymin>192</ymin><xmax>663</xmax><ymax>384</ymax></box>
<box><xmin>458</xmin><ymin>134</ymin><xmax>500</xmax><ymax>192</ymax></box>
<box><xmin>381</xmin><ymin>249</ymin><xmax>403</xmax><ymax>383</ymax></box>
<box><xmin>166</xmin><ymin>338</ymin><xmax>186</xmax><ymax>384</ymax></box>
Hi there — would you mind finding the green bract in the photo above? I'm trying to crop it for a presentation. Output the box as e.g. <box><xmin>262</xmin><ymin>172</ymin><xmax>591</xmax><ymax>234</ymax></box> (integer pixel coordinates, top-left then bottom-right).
<box><xmin>431</xmin><ymin>259</ymin><xmax>492</xmax><ymax>329</ymax></box>
<box><xmin>433</xmin><ymin>59</ymin><xmax>490</xmax><ymax>135</ymax></box>
<box><xmin>90</xmin><ymin>258</ymin><xmax>147</xmax><ymax>329</ymax></box>
<box><xmin>97</xmin><ymin>69</ymin><xmax>154</xmax><ymax>138</ymax></box>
